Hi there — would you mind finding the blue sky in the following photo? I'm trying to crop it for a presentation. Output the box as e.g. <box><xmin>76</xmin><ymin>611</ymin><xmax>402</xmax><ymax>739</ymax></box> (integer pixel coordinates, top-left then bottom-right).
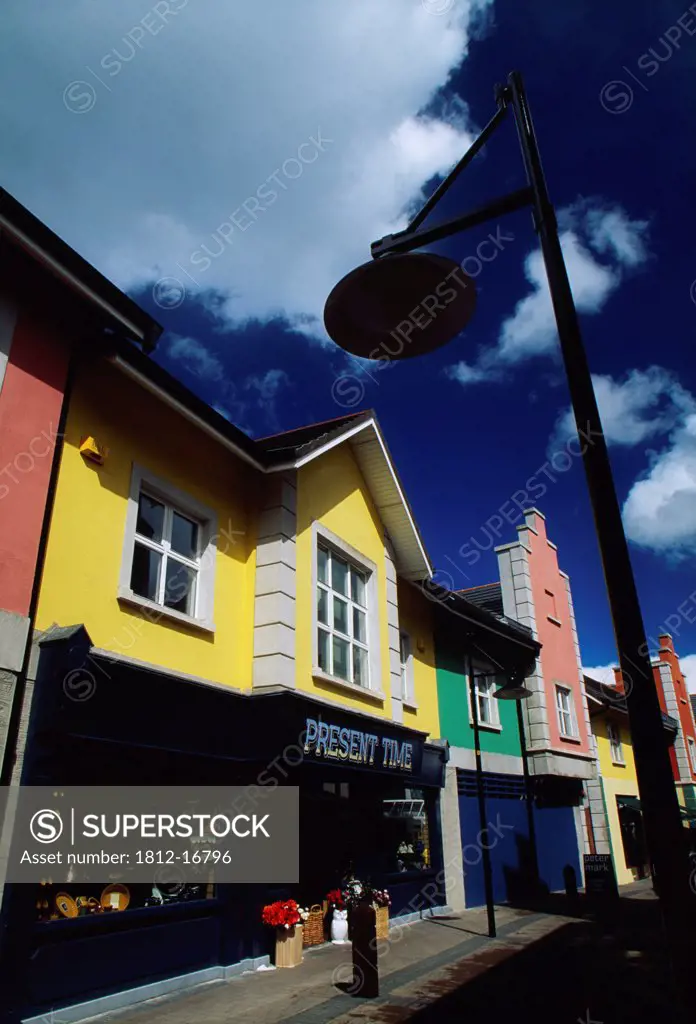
<box><xmin>2</xmin><ymin>0</ymin><xmax>695</xmax><ymax>686</ymax></box>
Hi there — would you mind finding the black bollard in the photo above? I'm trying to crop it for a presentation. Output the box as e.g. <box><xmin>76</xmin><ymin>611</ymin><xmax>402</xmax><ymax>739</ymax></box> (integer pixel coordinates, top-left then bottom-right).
<box><xmin>563</xmin><ymin>864</ymin><xmax>578</xmax><ymax>900</ymax></box>
<box><xmin>350</xmin><ymin>899</ymin><xmax>379</xmax><ymax>998</ymax></box>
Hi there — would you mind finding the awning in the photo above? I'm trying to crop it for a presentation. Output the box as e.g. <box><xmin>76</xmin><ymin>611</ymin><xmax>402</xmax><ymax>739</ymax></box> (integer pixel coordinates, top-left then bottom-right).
<box><xmin>617</xmin><ymin>794</ymin><xmax>696</xmax><ymax>826</ymax></box>
<box><xmin>616</xmin><ymin>795</ymin><xmax>641</xmax><ymax>812</ymax></box>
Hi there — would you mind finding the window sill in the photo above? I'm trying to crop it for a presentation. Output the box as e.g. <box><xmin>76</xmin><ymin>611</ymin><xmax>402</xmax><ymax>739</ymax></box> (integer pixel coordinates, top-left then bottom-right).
<box><xmin>611</xmin><ymin>759</ymin><xmax>626</xmax><ymax>767</ymax></box>
<box><xmin>559</xmin><ymin>734</ymin><xmax>581</xmax><ymax>744</ymax></box>
<box><xmin>469</xmin><ymin>720</ymin><xmax>502</xmax><ymax>733</ymax></box>
<box><xmin>547</xmin><ymin>615</ymin><xmax>562</xmax><ymax>627</ymax></box>
<box><xmin>312</xmin><ymin>669</ymin><xmax>385</xmax><ymax>704</ymax></box>
<box><xmin>118</xmin><ymin>589</ymin><xmax>215</xmax><ymax>635</ymax></box>
<box><xmin>403</xmin><ymin>699</ymin><xmax>419</xmax><ymax>712</ymax></box>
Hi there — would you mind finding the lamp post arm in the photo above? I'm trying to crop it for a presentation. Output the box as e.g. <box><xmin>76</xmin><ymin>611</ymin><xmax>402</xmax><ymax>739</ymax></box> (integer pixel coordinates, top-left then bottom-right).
<box><xmin>371</xmin><ymin>186</ymin><xmax>532</xmax><ymax>259</ymax></box>
<box><xmin>406</xmin><ymin>103</ymin><xmax>509</xmax><ymax>233</ymax></box>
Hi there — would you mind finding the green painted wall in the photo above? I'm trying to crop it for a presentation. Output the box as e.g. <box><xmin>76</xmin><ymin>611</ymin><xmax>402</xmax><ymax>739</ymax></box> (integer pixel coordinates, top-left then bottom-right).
<box><xmin>434</xmin><ymin>637</ymin><xmax>522</xmax><ymax>756</ymax></box>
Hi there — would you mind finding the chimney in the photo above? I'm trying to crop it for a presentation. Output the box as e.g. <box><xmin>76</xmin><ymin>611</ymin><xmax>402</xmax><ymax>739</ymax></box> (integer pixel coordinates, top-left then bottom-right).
<box><xmin>612</xmin><ymin>665</ymin><xmax>625</xmax><ymax>693</ymax></box>
<box><xmin>658</xmin><ymin>633</ymin><xmax>674</xmax><ymax>655</ymax></box>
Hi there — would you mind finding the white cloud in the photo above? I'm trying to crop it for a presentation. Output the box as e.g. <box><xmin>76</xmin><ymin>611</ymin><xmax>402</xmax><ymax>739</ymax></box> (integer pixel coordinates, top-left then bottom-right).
<box><xmin>583</xmin><ymin>664</ymin><xmax>619</xmax><ymax>687</ymax></box>
<box><xmin>445</xmin><ymin>361</ymin><xmax>497</xmax><ymax>385</ymax></box>
<box><xmin>446</xmin><ymin>203</ymin><xmax>650</xmax><ymax>384</ymax></box>
<box><xmin>548</xmin><ymin>366</ymin><xmax>696</xmax><ymax>558</ymax></box>
<box><xmin>244</xmin><ymin>369</ymin><xmax>290</xmax><ymax>402</ymax></box>
<box><xmin>585</xmin><ymin>207</ymin><xmax>649</xmax><ymax>268</ymax></box>
<box><xmin>586</xmin><ymin>656</ymin><xmax>696</xmax><ymax>694</ymax></box>
<box><xmin>677</xmin><ymin>654</ymin><xmax>696</xmax><ymax>694</ymax></box>
<box><xmin>0</xmin><ymin>0</ymin><xmax>491</xmax><ymax>340</ymax></box>
<box><xmin>623</xmin><ymin>413</ymin><xmax>696</xmax><ymax>557</ymax></box>
<box><xmin>166</xmin><ymin>335</ymin><xmax>223</xmax><ymax>381</ymax></box>
<box><xmin>497</xmin><ymin>233</ymin><xmax>617</xmax><ymax>363</ymax></box>
<box><xmin>550</xmin><ymin>366</ymin><xmax>696</xmax><ymax>451</ymax></box>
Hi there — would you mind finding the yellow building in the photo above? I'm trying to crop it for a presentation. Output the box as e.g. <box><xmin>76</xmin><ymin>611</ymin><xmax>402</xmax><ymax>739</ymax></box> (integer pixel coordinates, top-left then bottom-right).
<box><xmin>36</xmin><ymin>344</ymin><xmax>441</xmax><ymax>737</ymax></box>
<box><xmin>585</xmin><ymin>675</ymin><xmax>678</xmax><ymax>885</ymax></box>
<box><xmin>23</xmin><ymin>333</ymin><xmax>451</xmax><ymax>886</ymax></box>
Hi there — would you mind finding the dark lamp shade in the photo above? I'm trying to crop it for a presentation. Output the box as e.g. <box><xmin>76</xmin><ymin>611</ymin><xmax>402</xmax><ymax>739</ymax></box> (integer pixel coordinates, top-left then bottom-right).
<box><xmin>323</xmin><ymin>253</ymin><xmax>477</xmax><ymax>360</ymax></box>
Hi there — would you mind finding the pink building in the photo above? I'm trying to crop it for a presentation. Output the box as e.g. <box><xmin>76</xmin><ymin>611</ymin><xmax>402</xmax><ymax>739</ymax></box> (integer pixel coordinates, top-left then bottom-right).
<box><xmin>465</xmin><ymin>508</ymin><xmax>598</xmax><ymax>868</ymax></box>
<box><xmin>495</xmin><ymin>508</ymin><xmax>595</xmax><ymax>782</ymax></box>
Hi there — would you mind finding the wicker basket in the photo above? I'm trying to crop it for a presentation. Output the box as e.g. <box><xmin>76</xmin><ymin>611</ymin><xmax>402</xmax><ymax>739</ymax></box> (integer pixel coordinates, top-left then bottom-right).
<box><xmin>375</xmin><ymin>905</ymin><xmax>389</xmax><ymax>940</ymax></box>
<box><xmin>302</xmin><ymin>904</ymin><xmax>325</xmax><ymax>947</ymax></box>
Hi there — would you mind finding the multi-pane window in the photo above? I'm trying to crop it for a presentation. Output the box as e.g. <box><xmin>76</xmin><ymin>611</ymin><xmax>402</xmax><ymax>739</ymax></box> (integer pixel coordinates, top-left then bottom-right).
<box><xmin>473</xmin><ymin>674</ymin><xmax>499</xmax><ymax>726</ymax></box>
<box><xmin>688</xmin><ymin>738</ymin><xmax>696</xmax><ymax>775</ymax></box>
<box><xmin>316</xmin><ymin>543</ymin><xmax>369</xmax><ymax>686</ymax></box>
<box><xmin>130</xmin><ymin>490</ymin><xmax>201</xmax><ymax>617</ymax></box>
<box><xmin>556</xmin><ymin>685</ymin><xmax>576</xmax><ymax>738</ymax></box>
<box><xmin>607</xmin><ymin>721</ymin><xmax>624</xmax><ymax>763</ymax></box>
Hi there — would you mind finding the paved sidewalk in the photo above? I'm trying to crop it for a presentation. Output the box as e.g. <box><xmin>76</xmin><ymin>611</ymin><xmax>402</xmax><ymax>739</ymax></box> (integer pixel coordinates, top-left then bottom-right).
<box><xmin>70</xmin><ymin>882</ymin><xmax>676</xmax><ymax>1024</ymax></box>
<box><xmin>80</xmin><ymin>905</ymin><xmax>573</xmax><ymax>1024</ymax></box>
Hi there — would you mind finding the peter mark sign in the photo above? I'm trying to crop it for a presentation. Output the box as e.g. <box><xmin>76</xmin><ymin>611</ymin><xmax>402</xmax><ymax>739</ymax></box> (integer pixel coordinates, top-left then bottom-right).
<box><xmin>583</xmin><ymin>853</ymin><xmax>619</xmax><ymax>900</ymax></box>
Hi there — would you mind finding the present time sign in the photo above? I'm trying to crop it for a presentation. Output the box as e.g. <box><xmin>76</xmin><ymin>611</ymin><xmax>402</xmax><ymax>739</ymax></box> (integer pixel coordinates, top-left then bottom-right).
<box><xmin>304</xmin><ymin>717</ymin><xmax>413</xmax><ymax>770</ymax></box>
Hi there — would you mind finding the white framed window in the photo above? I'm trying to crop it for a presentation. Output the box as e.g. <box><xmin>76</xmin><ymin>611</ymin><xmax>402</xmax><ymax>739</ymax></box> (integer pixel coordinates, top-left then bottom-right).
<box><xmin>607</xmin><ymin>721</ymin><xmax>624</xmax><ymax>764</ymax></box>
<box><xmin>400</xmin><ymin>631</ymin><xmax>415</xmax><ymax>706</ymax></box>
<box><xmin>317</xmin><ymin>540</ymin><xmax>369</xmax><ymax>686</ymax></box>
<box><xmin>688</xmin><ymin>737</ymin><xmax>696</xmax><ymax>775</ymax></box>
<box><xmin>555</xmin><ymin>684</ymin><xmax>577</xmax><ymax>738</ymax></box>
<box><xmin>312</xmin><ymin>523</ymin><xmax>382</xmax><ymax>696</ymax></box>
<box><xmin>469</xmin><ymin>671</ymin><xmax>500</xmax><ymax>727</ymax></box>
<box><xmin>119</xmin><ymin>465</ymin><xmax>217</xmax><ymax>631</ymax></box>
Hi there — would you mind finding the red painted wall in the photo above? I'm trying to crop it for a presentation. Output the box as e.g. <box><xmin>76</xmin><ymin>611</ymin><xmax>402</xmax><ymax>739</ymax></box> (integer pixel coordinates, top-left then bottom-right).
<box><xmin>656</xmin><ymin>635</ymin><xmax>696</xmax><ymax>783</ymax></box>
<box><xmin>0</xmin><ymin>300</ymin><xmax>69</xmax><ymax>616</ymax></box>
<box><xmin>615</xmin><ymin>660</ymin><xmax>680</xmax><ymax>779</ymax></box>
<box><xmin>525</xmin><ymin>512</ymin><xmax>592</xmax><ymax>756</ymax></box>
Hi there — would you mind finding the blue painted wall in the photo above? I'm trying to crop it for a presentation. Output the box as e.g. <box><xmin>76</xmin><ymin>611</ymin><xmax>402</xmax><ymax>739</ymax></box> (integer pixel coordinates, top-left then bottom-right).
<box><xmin>458</xmin><ymin>774</ymin><xmax>581</xmax><ymax>906</ymax></box>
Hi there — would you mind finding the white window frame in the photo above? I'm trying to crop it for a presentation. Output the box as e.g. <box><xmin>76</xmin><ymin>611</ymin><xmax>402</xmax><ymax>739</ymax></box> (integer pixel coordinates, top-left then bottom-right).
<box><xmin>468</xmin><ymin>667</ymin><xmax>501</xmax><ymax>729</ymax></box>
<box><xmin>688</xmin><ymin>737</ymin><xmax>696</xmax><ymax>776</ymax></box>
<box><xmin>311</xmin><ymin>522</ymin><xmax>383</xmax><ymax>700</ymax></box>
<box><xmin>555</xmin><ymin>684</ymin><xmax>578</xmax><ymax>738</ymax></box>
<box><xmin>607</xmin><ymin>720</ymin><xmax>625</xmax><ymax>764</ymax></box>
<box><xmin>119</xmin><ymin>464</ymin><xmax>217</xmax><ymax>632</ymax></box>
<box><xmin>400</xmin><ymin>631</ymin><xmax>416</xmax><ymax>707</ymax></box>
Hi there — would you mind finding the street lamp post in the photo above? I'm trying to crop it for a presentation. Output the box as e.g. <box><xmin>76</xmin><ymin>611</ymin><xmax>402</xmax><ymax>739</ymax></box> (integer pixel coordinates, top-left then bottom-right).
<box><xmin>468</xmin><ymin>656</ymin><xmax>497</xmax><ymax>938</ymax></box>
<box><xmin>323</xmin><ymin>70</ymin><xmax>695</xmax><ymax>1014</ymax></box>
<box><xmin>493</xmin><ymin>674</ymin><xmax>539</xmax><ymax>900</ymax></box>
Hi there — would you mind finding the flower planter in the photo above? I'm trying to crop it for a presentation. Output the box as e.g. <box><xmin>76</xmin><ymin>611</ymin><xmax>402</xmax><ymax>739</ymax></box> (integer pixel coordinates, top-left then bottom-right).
<box><xmin>275</xmin><ymin>924</ymin><xmax>303</xmax><ymax>968</ymax></box>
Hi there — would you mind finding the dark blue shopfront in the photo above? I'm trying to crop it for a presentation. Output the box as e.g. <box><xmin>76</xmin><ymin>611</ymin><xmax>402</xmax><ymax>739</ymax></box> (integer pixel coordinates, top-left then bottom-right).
<box><xmin>457</xmin><ymin>770</ymin><xmax>582</xmax><ymax>907</ymax></box>
<box><xmin>0</xmin><ymin>627</ymin><xmax>448</xmax><ymax>1023</ymax></box>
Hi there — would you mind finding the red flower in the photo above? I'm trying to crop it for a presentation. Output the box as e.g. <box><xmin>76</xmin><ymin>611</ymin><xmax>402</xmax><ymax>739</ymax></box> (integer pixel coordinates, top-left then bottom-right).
<box><xmin>326</xmin><ymin>888</ymin><xmax>345</xmax><ymax>910</ymax></box>
<box><xmin>261</xmin><ymin>899</ymin><xmax>302</xmax><ymax>929</ymax></box>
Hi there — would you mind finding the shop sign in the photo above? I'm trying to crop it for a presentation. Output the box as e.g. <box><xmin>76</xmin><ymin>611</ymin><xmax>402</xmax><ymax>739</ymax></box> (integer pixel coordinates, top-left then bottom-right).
<box><xmin>304</xmin><ymin>717</ymin><xmax>413</xmax><ymax>771</ymax></box>
<box><xmin>583</xmin><ymin>853</ymin><xmax>619</xmax><ymax>900</ymax></box>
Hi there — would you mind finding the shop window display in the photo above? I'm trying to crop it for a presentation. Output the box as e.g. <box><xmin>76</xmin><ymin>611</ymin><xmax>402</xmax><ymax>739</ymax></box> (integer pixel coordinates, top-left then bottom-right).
<box><xmin>383</xmin><ymin>787</ymin><xmax>430</xmax><ymax>872</ymax></box>
<box><xmin>35</xmin><ymin>879</ymin><xmax>215</xmax><ymax>921</ymax></box>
